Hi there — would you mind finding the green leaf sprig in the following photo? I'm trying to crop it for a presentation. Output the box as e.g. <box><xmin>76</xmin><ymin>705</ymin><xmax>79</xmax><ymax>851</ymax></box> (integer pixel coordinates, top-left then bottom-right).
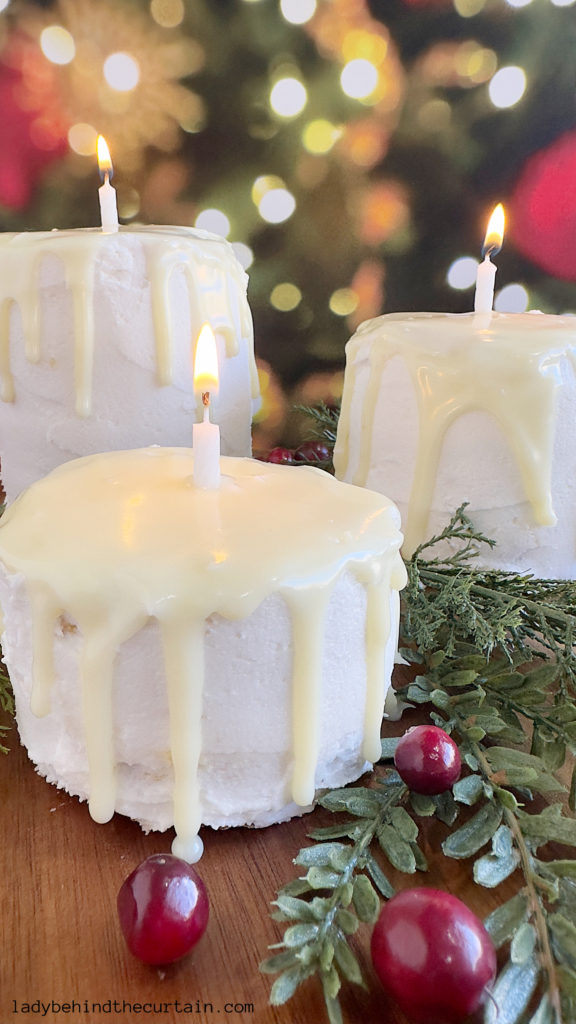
<box><xmin>261</xmin><ymin>506</ymin><xmax>576</xmax><ymax>1024</ymax></box>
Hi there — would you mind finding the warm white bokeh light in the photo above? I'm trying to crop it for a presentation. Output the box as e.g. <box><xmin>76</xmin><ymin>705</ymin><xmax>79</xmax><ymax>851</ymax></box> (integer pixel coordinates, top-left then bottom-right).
<box><xmin>68</xmin><ymin>123</ymin><xmax>98</xmax><ymax>156</ymax></box>
<box><xmin>495</xmin><ymin>284</ymin><xmax>529</xmax><ymax>312</ymax></box>
<box><xmin>488</xmin><ymin>66</ymin><xmax>526</xmax><ymax>108</ymax></box>
<box><xmin>302</xmin><ymin>119</ymin><xmax>341</xmax><ymax>154</ymax></box>
<box><xmin>270</xmin><ymin>77</ymin><xmax>308</xmax><ymax>118</ymax></box>
<box><xmin>40</xmin><ymin>26</ymin><xmax>76</xmax><ymax>65</ymax></box>
<box><xmin>103</xmin><ymin>52</ymin><xmax>141</xmax><ymax>92</ymax></box>
<box><xmin>504</xmin><ymin>0</ymin><xmax>533</xmax><ymax>6</ymax></box>
<box><xmin>231</xmin><ymin>242</ymin><xmax>254</xmax><ymax>270</ymax></box>
<box><xmin>0</xmin><ymin>0</ymin><xmax>11</xmax><ymax>11</ymax></box>
<box><xmin>270</xmin><ymin>283</ymin><xmax>302</xmax><ymax>311</ymax></box>
<box><xmin>550</xmin><ymin>0</ymin><xmax>576</xmax><ymax>6</ymax></box>
<box><xmin>329</xmin><ymin>288</ymin><xmax>359</xmax><ymax>316</ymax></box>
<box><xmin>195</xmin><ymin>208</ymin><xmax>231</xmax><ymax>237</ymax></box>
<box><xmin>150</xmin><ymin>0</ymin><xmax>185</xmax><ymax>27</ymax></box>
<box><xmin>446</xmin><ymin>257</ymin><xmax>478</xmax><ymax>290</ymax></box>
<box><xmin>280</xmin><ymin>0</ymin><xmax>317</xmax><ymax>24</ymax></box>
<box><xmin>340</xmin><ymin>59</ymin><xmax>379</xmax><ymax>100</ymax></box>
<box><xmin>258</xmin><ymin>188</ymin><xmax>296</xmax><ymax>223</ymax></box>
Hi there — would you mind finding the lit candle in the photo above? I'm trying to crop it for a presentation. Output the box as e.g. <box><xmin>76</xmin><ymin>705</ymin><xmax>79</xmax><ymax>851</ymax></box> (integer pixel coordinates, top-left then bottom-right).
<box><xmin>193</xmin><ymin>324</ymin><xmax>221</xmax><ymax>489</ymax></box>
<box><xmin>474</xmin><ymin>203</ymin><xmax>505</xmax><ymax>314</ymax></box>
<box><xmin>96</xmin><ymin>135</ymin><xmax>119</xmax><ymax>235</ymax></box>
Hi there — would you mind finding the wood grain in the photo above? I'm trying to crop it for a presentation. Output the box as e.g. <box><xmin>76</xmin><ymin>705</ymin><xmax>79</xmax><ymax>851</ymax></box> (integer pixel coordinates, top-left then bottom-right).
<box><xmin>1</xmin><ymin>675</ymin><xmax>521</xmax><ymax>1024</ymax></box>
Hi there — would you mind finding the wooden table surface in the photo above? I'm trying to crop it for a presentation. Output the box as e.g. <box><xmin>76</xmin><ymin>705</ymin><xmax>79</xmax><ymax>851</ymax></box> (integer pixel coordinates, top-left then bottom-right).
<box><xmin>1</xmin><ymin>672</ymin><xmax>521</xmax><ymax>1024</ymax></box>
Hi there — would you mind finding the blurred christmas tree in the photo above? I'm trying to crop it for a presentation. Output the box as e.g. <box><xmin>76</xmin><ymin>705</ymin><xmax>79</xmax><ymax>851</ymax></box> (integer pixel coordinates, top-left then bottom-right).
<box><xmin>1</xmin><ymin>0</ymin><xmax>575</xmax><ymax>445</ymax></box>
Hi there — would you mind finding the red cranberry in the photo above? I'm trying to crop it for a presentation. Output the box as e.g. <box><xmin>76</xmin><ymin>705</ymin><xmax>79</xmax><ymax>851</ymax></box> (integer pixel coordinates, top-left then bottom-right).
<box><xmin>266</xmin><ymin>447</ymin><xmax>295</xmax><ymax>464</ymax></box>
<box><xmin>371</xmin><ymin>888</ymin><xmax>496</xmax><ymax>1023</ymax></box>
<box><xmin>294</xmin><ymin>440</ymin><xmax>332</xmax><ymax>463</ymax></box>
<box><xmin>117</xmin><ymin>854</ymin><xmax>209</xmax><ymax>965</ymax></box>
<box><xmin>394</xmin><ymin>724</ymin><xmax>461</xmax><ymax>795</ymax></box>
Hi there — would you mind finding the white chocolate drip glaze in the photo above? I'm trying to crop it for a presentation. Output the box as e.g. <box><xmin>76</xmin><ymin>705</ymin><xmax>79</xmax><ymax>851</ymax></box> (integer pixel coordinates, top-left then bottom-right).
<box><xmin>334</xmin><ymin>312</ymin><xmax>576</xmax><ymax>556</ymax></box>
<box><xmin>0</xmin><ymin>226</ymin><xmax>257</xmax><ymax>417</ymax></box>
<box><xmin>0</xmin><ymin>450</ymin><xmax>406</xmax><ymax>858</ymax></box>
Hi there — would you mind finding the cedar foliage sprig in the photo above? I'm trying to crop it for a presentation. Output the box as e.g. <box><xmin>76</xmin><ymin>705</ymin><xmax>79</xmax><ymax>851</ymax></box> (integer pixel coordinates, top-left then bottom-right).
<box><xmin>261</xmin><ymin>506</ymin><xmax>576</xmax><ymax>1024</ymax></box>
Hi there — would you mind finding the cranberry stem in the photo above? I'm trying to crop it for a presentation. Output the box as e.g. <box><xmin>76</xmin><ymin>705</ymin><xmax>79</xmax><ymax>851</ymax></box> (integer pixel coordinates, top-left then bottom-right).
<box><xmin>313</xmin><ymin>781</ymin><xmax>407</xmax><ymax>959</ymax></box>
<box><xmin>470</xmin><ymin>739</ymin><xmax>563</xmax><ymax>1023</ymax></box>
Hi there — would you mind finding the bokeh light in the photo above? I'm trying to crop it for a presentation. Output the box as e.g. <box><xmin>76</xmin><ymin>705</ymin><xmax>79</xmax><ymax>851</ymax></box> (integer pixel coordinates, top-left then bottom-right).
<box><xmin>195</xmin><ymin>208</ymin><xmax>231</xmax><ymax>237</ymax></box>
<box><xmin>270</xmin><ymin>283</ymin><xmax>302</xmax><ymax>311</ymax></box>
<box><xmin>505</xmin><ymin>0</ymin><xmax>533</xmax><ymax>7</ymax></box>
<box><xmin>340</xmin><ymin>59</ymin><xmax>379</xmax><ymax>100</ymax></box>
<box><xmin>258</xmin><ymin>188</ymin><xmax>296</xmax><ymax>224</ymax></box>
<box><xmin>231</xmin><ymin>242</ymin><xmax>254</xmax><ymax>270</ymax></box>
<box><xmin>280</xmin><ymin>0</ymin><xmax>317</xmax><ymax>24</ymax></box>
<box><xmin>68</xmin><ymin>123</ymin><xmax>98</xmax><ymax>156</ymax></box>
<box><xmin>302</xmin><ymin>119</ymin><xmax>341</xmax><ymax>154</ymax></box>
<box><xmin>329</xmin><ymin>288</ymin><xmax>359</xmax><ymax>316</ymax></box>
<box><xmin>0</xmin><ymin>0</ymin><xmax>10</xmax><ymax>11</ymax></box>
<box><xmin>270</xmin><ymin>78</ymin><xmax>308</xmax><ymax>118</ymax></box>
<box><xmin>488</xmin><ymin>66</ymin><xmax>526</xmax><ymax>108</ymax></box>
<box><xmin>150</xmin><ymin>0</ymin><xmax>185</xmax><ymax>27</ymax></box>
<box><xmin>453</xmin><ymin>0</ymin><xmax>486</xmax><ymax>15</ymax></box>
<box><xmin>495</xmin><ymin>284</ymin><xmax>529</xmax><ymax>312</ymax></box>
<box><xmin>103</xmin><ymin>52</ymin><xmax>141</xmax><ymax>92</ymax></box>
<box><xmin>40</xmin><ymin>26</ymin><xmax>76</xmax><ymax>65</ymax></box>
<box><xmin>446</xmin><ymin>256</ymin><xmax>478</xmax><ymax>290</ymax></box>
<box><xmin>550</xmin><ymin>0</ymin><xmax>576</xmax><ymax>6</ymax></box>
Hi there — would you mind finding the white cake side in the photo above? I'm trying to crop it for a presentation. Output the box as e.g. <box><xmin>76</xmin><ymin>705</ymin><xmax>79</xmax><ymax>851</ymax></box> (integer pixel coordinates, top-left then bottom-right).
<box><xmin>0</xmin><ymin>450</ymin><xmax>406</xmax><ymax>856</ymax></box>
<box><xmin>0</xmin><ymin>227</ymin><xmax>258</xmax><ymax>503</ymax></box>
<box><xmin>1</xmin><ymin>569</ymin><xmax>399</xmax><ymax>831</ymax></box>
<box><xmin>334</xmin><ymin>311</ymin><xmax>576</xmax><ymax>578</ymax></box>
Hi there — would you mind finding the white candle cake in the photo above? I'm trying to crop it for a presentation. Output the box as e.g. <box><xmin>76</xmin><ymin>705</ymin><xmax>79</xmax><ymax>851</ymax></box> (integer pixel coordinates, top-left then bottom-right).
<box><xmin>334</xmin><ymin>311</ymin><xmax>576</xmax><ymax>578</ymax></box>
<box><xmin>0</xmin><ymin>448</ymin><xmax>406</xmax><ymax>861</ymax></box>
<box><xmin>0</xmin><ymin>226</ymin><xmax>258</xmax><ymax>504</ymax></box>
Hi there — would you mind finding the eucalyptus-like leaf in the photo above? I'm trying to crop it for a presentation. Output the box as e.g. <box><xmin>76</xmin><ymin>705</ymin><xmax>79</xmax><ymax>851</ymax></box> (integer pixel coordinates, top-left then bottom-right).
<box><xmin>273</xmin><ymin>894</ymin><xmax>318</xmax><ymax>922</ymax></box>
<box><xmin>484</xmin><ymin>957</ymin><xmax>540</xmax><ymax>1024</ymax></box>
<box><xmin>333</xmin><ymin>936</ymin><xmax>364</xmax><ymax>987</ymax></box>
<box><xmin>389</xmin><ymin>805</ymin><xmax>419</xmax><ymax>842</ymax></box>
<box><xmin>548</xmin><ymin>912</ymin><xmax>576</xmax><ymax>970</ymax></box>
<box><xmin>380</xmin><ymin>737</ymin><xmax>399</xmax><ymax>760</ymax></box>
<box><xmin>270</xmin><ymin>965</ymin><xmax>308</xmax><ymax>1005</ymax></box>
<box><xmin>307</xmin><ymin>867</ymin><xmax>342</xmax><ymax>890</ymax></box>
<box><xmin>410</xmin><ymin>791</ymin><xmax>436</xmax><ymax>816</ymax></box>
<box><xmin>323</xmin><ymin>993</ymin><xmax>343</xmax><ymax>1024</ymax></box>
<box><xmin>516</xmin><ymin>805</ymin><xmax>576</xmax><ymax>847</ymax></box>
<box><xmin>474</xmin><ymin>846</ymin><xmax>519</xmax><ymax>888</ymax></box>
<box><xmin>295</xmin><ymin>843</ymin><xmax>349</xmax><ymax>868</ymax></box>
<box><xmin>442</xmin><ymin>801</ymin><xmax>503</xmax><ymax>859</ymax></box>
<box><xmin>484</xmin><ymin>892</ymin><xmax>529</xmax><ymax>948</ymax></box>
<box><xmin>335</xmin><ymin>908</ymin><xmax>358</xmax><ymax>935</ymax></box>
<box><xmin>283</xmin><ymin>923</ymin><xmax>320</xmax><ymax>947</ymax></box>
<box><xmin>377</xmin><ymin>824</ymin><xmax>417</xmax><ymax>873</ymax></box>
<box><xmin>365</xmin><ymin>853</ymin><xmax>395</xmax><ymax>899</ymax></box>
<box><xmin>320</xmin><ymin>965</ymin><xmax>341</xmax><ymax>1001</ymax></box>
<box><xmin>510</xmin><ymin>921</ymin><xmax>537</xmax><ymax>964</ymax></box>
<box><xmin>433</xmin><ymin>790</ymin><xmax>460</xmax><ymax>825</ymax></box>
<box><xmin>318</xmin><ymin>789</ymin><xmax>384</xmax><ymax>817</ymax></box>
<box><xmin>438</xmin><ymin>668</ymin><xmax>480</xmax><ymax>688</ymax></box>
<box><xmin>453</xmin><ymin>773</ymin><xmax>484</xmax><ymax>806</ymax></box>
<box><xmin>260</xmin><ymin>950</ymin><xmax>300</xmax><ymax>974</ymax></box>
<box><xmin>526</xmin><ymin>994</ymin><xmax>555</xmax><ymax>1024</ymax></box>
<box><xmin>352</xmin><ymin>874</ymin><xmax>381</xmax><ymax>924</ymax></box>
<box><xmin>319</xmin><ymin>940</ymin><xmax>335</xmax><ymax>973</ymax></box>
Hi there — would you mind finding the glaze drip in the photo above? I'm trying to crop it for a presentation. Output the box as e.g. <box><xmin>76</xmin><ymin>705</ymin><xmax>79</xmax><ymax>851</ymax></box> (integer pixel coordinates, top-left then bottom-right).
<box><xmin>334</xmin><ymin>312</ymin><xmax>576</xmax><ymax>556</ymax></box>
<box><xmin>0</xmin><ymin>227</ymin><xmax>258</xmax><ymax>418</ymax></box>
<box><xmin>0</xmin><ymin>450</ymin><xmax>406</xmax><ymax>858</ymax></box>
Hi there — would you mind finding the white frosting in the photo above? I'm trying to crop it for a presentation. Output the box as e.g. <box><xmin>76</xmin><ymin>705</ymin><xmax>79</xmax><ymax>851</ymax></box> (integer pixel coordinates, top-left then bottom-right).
<box><xmin>334</xmin><ymin>311</ymin><xmax>576</xmax><ymax>578</ymax></box>
<box><xmin>0</xmin><ymin>449</ymin><xmax>406</xmax><ymax>855</ymax></box>
<box><xmin>0</xmin><ymin>227</ymin><xmax>258</xmax><ymax>504</ymax></box>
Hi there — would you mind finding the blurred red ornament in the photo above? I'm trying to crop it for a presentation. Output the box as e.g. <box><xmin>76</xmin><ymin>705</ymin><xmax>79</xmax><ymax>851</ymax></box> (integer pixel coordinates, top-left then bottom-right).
<box><xmin>0</xmin><ymin>34</ymin><xmax>68</xmax><ymax>210</ymax></box>
<box><xmin>510</xmin><ymin>131</ymin><xmax>576</xmax><ymax>282</ymax></box>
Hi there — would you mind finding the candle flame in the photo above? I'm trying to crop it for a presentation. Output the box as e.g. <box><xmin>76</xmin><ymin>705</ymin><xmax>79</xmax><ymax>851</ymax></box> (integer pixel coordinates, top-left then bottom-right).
<box><xmin>482</xmin><ymin>202</ymin><xmax>505</xmax><ymax>259</ymax></box>
<box><xmin>97</xmin><ymin>135</ymin><xmax>114</xmax><ymax>181</ymax></box>
<box><xmin>193</xmin><ymin>324</ymin><xmax>219</xmax><ymax>395</ymax></box>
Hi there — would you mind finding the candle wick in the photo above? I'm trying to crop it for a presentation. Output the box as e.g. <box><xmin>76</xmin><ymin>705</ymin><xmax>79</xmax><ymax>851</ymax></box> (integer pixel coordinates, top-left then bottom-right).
<box><xmin>202</xmin><ymin>391</ymin><xmax>210</xmax><ymax>423</ymax></box>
